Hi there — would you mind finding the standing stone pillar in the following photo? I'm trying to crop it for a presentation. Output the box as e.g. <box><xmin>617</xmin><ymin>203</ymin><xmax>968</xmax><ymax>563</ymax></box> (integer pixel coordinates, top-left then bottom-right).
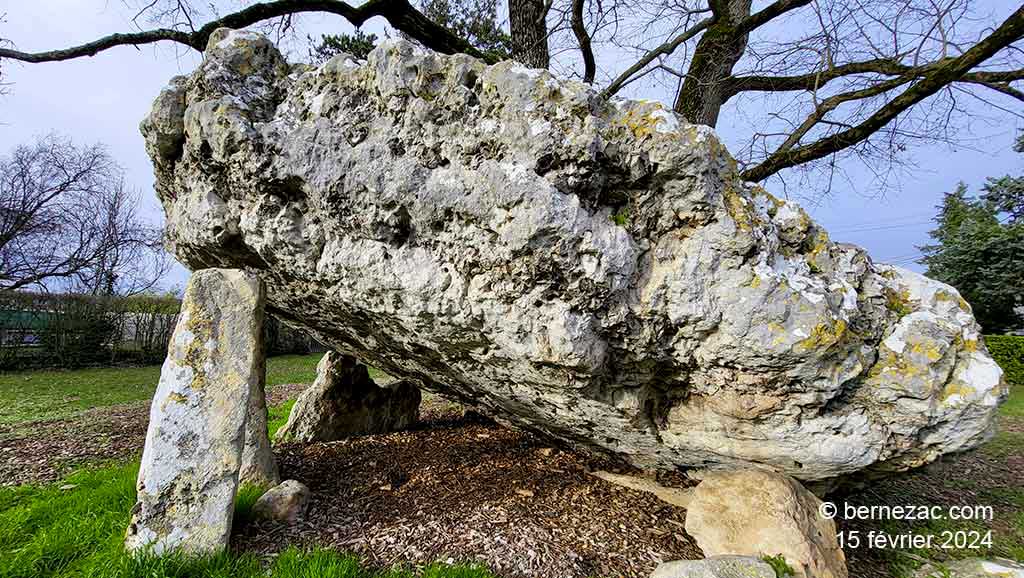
<box><xmin>240</xmin><ymin>352</ymin><xmax>280</xmax><ymax>488</ymax></box>
<box><xmin>126</xmin><ymin>269</ymin><xmax>271</xmax><ymax>555</ymax></box>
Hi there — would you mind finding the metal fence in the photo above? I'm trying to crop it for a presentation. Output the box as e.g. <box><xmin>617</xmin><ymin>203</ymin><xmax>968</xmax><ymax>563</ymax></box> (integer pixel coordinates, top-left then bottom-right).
<box><xmin>0</xmin><ymin>291</ymin><xmax>324</xmax><ymax>370</ymax></box>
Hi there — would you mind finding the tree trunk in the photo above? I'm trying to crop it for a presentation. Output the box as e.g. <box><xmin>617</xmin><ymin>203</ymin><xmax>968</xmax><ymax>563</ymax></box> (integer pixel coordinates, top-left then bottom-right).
<box><xmin>509</xmin><ymin>0</ymin><xmax>550</xmax><ymax>69</ymax></box>
<box><xmin>673</xmin><ymin>0</ymin><xmax>752</xmax><ymax>127</ymax></box>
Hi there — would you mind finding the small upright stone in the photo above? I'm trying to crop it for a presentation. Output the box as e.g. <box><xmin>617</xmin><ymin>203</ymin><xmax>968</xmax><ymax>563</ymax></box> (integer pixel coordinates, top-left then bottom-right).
<box><xmin>126</xmin><ymin>269</ymin><xmax>265</xmax><ymax>555</ymax></box>
<box><xmin>684</xmin><ymin>469</ymin><xmax>847</xmax><ymax>578</ymax></box>
<box><xmin>252</xmin><ymin>479</ymin><xmax>311</xmax><ymax>523</ymax></box>
<box><xmin>276</xmin><ymin>351</ymin><xmax>420</xmax><ymax>442</ymax></box>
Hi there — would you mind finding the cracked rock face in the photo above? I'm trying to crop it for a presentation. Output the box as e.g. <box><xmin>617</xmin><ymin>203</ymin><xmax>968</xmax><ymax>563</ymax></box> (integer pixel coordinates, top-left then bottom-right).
<box><xmin>142</xmin><ymin>28</ymin><xmax>1007</xmax><ymax>482</ymax></box>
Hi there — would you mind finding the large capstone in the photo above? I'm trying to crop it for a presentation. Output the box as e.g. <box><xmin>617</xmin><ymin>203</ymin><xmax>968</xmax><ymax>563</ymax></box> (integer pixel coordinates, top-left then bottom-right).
<box><xmin>126</xmin><ymin>268</ymin><xmax>267</xmax><ymax>554</ymax></box>
<box><xmin>141</xmin><ymin>28</ymin><xmax>1007</xmax><ymax>482</ymax></box>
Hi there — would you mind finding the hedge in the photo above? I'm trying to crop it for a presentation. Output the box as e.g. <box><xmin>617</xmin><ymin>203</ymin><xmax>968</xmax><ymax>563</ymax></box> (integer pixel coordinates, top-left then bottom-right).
<box><xmin>0</xmin><ymin>291</ymin><xmax>324</xmax><ymax>370</ymax></box>
<box><xmin>985</xmin><ymin>334</ymin><xmax>1024</xmax><ymax>386</ymax></box>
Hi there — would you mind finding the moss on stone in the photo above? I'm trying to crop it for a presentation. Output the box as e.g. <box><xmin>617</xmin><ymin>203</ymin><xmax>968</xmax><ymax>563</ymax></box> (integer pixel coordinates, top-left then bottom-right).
<box><xmin>884</xmin><ymin>287</ymin><xmax>913</xmax><ymax>318</ymax></box>
<box><xmin>796</xmin><ymin>319</ymin><xmax>847</xmax><ymax>352</ymax></box>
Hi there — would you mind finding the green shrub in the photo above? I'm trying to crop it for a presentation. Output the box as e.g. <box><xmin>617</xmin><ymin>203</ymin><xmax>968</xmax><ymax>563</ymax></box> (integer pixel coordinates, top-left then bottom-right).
<box><xmin>986</xmin><ymin>335</ymin><xmax>1024</xmax><ymax>386</ymax></box>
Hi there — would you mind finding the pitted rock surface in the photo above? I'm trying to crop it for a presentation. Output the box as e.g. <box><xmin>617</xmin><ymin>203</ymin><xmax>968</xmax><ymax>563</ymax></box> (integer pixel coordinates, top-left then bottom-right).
<box><xmin>241</xmin><ymin>344</ymin><xmax>279</xmax><ymax>488</ymax></box>
<box><xmin>126</xmin><ymin>268</ymin><xmax>265</xmax><ymax>554</ymax></box>
<box><xmin>142</xmin><ymin>28</ymin><xmax>1007</xmax><ymax>481</ymax></box>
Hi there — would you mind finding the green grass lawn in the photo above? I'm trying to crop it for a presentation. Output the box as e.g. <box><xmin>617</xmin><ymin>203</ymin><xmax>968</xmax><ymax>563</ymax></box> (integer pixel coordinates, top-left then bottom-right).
<box><xmin>0</xmin><ymin>354</ymin><xmax>324</xmax><ymax>426</ymax></box>
<box><xmin>0</xmin><ymin>352</ymin><xmax>1020</xmax><ymax>577</ymax></box>
<box><xmin>874</xmin><ymin>383</ymin><xmax>1024</xmax><ymax>577</ymax></box>
<box><xmin>0</xmin><ymin>462</ymin><xmax>495</xmax><ymax>578</ymax></box>
<box><xmin>268</xmin><ymin>399</ymin><xmax>296</xmax><ymax>438</ymax></box>
<box><xmin>999</xmin><ymin>383</ymin><xmax>1024</xmax><ymax>418</ymax></box>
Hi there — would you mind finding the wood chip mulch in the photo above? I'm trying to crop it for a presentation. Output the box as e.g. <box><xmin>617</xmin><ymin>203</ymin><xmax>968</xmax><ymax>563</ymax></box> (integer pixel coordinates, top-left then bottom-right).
<box><xmin>234</xmin><ymin>406</ymin><xmax>701</xmax><ymax>578</ymax></box>
<box><xmin>0</xmin><ymin>385</ymin><xmax>702</xmax><ymax>577</ymax></box>
<box><xmin>0</xmin><ymin>383</ymin><xmax>308</xmax><ymax>486</ymax></box>
<box><xmin>10</xmin><ymin>380</ymin><xmax>1013</xmax><ymax>578</ymax></box>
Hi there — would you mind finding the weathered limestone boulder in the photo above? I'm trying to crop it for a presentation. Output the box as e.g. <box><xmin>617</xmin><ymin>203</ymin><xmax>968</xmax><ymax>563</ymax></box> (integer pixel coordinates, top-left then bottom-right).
<box><xmin>276</xmin><ymin>351</ymin><xmax>421</xmax><ymax>442</ymax></box>
<box><xmin>651</xmin><ymin>556</ymin><xmax>776</xmax><ymax>578</ymax></box>
<box><xmin>685</xmin><ymin>470</ymin><xmax>846</xmax><ymax>578</ymax></box>
<box><xmin>126</xmin><ymin>269</ymin><xmax>265</xmax><ymax>555</ymax></box>
<box><xmin>141</xmin><ymin>28</ymin><xmax>1007</xmax><ymax>482</ymax></box>
<box><xmin>914</xmin><ymin>558</ymin><xmax>1024</xmax><ymax>578</ymax></box>
<box><xmin>252</xmin><ymin>479</ymin><xmax>311</xmax><ymax>523</ymax></box>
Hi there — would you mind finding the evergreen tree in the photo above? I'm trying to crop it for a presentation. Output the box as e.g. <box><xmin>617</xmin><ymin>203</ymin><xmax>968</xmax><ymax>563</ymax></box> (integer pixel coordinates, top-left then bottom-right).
<box><xmin>920</xmin><ymin>136</ymin><xmax>1024</xmax><ymax>333</ymax></box>
<box><xmin>308</xmin><ymin>29</ymin><xmax>378</xmax><ymax>64</ymax></box>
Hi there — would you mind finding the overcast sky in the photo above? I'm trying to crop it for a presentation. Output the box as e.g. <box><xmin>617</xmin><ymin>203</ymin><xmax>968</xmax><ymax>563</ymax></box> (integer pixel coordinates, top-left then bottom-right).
<box><xmin>2</xmin><ymin>1</ymin><xmax>1022</xmax><ymax>290</ymax></box>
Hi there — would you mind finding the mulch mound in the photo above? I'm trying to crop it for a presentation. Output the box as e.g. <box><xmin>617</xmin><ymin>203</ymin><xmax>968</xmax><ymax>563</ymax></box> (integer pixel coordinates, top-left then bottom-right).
<box><xmin>235</xmin><ymin>407</ymin><xmax>701</xmax><ymax>578</ymax></box>
<box><xmin>0</xmin><ymin>383</ymin><xmax>307</xmax><ymax>486</ymax></box>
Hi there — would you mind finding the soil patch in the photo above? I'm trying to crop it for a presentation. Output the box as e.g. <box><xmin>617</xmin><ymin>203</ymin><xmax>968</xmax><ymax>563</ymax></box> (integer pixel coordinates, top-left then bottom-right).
<box><xmin>0</xmin><ymin>383</ymin><xmax>307</xmax><ymax>486</ymax></box>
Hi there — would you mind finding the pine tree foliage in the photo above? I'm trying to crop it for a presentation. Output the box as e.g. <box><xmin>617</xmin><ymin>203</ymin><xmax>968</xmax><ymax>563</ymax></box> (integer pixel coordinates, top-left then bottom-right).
<box><xmin>920</xmin><ymin>135</ymin><xmax>1024</xmax><ymax>333</ymax></box>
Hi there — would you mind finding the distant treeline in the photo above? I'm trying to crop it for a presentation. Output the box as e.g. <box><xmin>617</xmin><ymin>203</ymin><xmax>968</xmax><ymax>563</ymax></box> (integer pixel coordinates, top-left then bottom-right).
<box><xmin>0</xmin><ymin>291</ymin><xmax>324</xmax><ymax>370</ymax></box>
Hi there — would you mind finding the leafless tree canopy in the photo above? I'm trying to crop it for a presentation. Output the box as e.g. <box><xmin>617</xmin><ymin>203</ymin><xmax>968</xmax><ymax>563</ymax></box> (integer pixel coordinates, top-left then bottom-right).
<box><xmin>0</xmin><ymin>135</ymin><xmax>169</xmax><ymax>295</ymax></box>
<box><xmin>1</xmin><ymin>1</ymin><xmax>1021</xmax><ymax>192</ymax></box>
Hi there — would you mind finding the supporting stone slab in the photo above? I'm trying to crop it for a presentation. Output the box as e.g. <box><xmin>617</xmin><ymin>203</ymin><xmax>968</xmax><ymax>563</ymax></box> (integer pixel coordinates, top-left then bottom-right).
<box><xmin>125</xmin><ymin>269</ymin><xmax>266</xmax><ymax>555</ymax></box>
<box><xmin>276</xmin><ymin>351</ymin><xmax>421</xmax><ymax>442</ymax></box>
<box><xmin>240</xmin><ymin>365</ymin><xmax>280</xmax><ymax>488</ymax></box>
<box><xmin>684</xmin><ymin>469</ymin><xmax>848</xmax><ymax>578</ymax></box>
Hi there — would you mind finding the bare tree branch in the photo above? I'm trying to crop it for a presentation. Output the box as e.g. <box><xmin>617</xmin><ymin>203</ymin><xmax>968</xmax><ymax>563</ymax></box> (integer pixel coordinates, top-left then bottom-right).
<box><xmin>737</xmin><ymin>0</ymin><xmax>811</xmax><ymax>34</ymax></box>
<box><xmin>725</xmin><ymin>59</ymin><xmax>1024</xmax><ymax>97</ymax></box>
<box><xmin>0</xmin><ymin>135</ymin><xmax>168</xmax><ymax>295</ymax></box>
<box><xmin>0</xmin><ymin>0</ymin><xmax>491</xmax><ymax>65</ymax></box>
<box><xmin>964</xmin><ymin>79</ymin><xmax>1024</xmax><ymax>103</ymax></box>
<box><xmin>571</xmin><ymin>0</ymin><xmax>596</xmax><ymax>83</ymax></box>
<box><xmin>741</xmin><ymin>5</ymin><xmax>1024</xmax><ymax>182</ymax></box>
<box><xmin>600</xmin><ymin>16</ymin><xmax>713</xmax><ymax>98</ymax></box>
<box><xmin>0</xmin><ymin>28</ymin><xmax>195</xmax><ymax>62</ymax></box>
